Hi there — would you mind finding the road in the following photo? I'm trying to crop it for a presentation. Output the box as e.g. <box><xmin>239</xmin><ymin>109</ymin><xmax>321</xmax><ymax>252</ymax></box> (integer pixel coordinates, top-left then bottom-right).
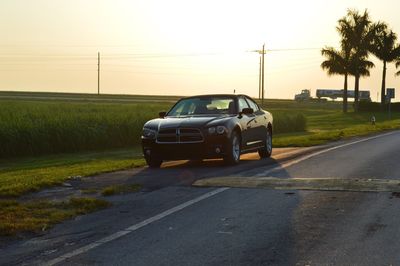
<box><xmin>2</xmin><ymin>131</ymin><xmax>400</xmax><ymax>265</ymax></box>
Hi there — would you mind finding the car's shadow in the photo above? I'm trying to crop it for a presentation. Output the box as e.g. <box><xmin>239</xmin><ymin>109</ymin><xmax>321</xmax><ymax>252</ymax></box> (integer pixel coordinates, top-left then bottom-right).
<box><xmin>124</xmin><ymin>153</ymin><xmax>282</xmax><ymax>192</ymax></box>
<box><xmin>160</xmin><ymin>153</ymin><xmax>272</xmax><ymax>168</ymax></box>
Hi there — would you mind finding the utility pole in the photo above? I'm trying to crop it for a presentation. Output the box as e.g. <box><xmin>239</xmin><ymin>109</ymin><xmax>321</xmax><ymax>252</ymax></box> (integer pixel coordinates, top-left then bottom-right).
<box><xmin>259</xmin><ymin>56</ymin><xmax>262</xmax><ymax>99</ymax></box>
<box><xmin>261</xmin><ymin>44</ymin><xmax>265</xmax><ymax>106</ymax></box>
<box><xmin>250</xmin><ymin>44</ymin><xmax>266</xmax><ymax>104</ymax></box>
<box><xmin>97</xmin><ymin>52</ymin><xmax>100</xmax><ymax>95</ymax></box>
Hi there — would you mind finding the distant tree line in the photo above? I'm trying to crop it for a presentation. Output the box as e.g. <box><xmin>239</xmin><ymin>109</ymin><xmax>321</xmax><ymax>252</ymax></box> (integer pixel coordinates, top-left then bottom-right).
<box><xmin>321</xmin><ymin>9</ymin><xmax>400</xmax><ymax>113</ymax></box>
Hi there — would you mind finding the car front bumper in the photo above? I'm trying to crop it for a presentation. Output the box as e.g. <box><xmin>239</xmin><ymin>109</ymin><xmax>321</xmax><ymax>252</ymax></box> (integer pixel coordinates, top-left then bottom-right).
<box><xmin>141</xmin><ymin>136</ymin><xmax>230</xmax><ymax>160</ymax></box>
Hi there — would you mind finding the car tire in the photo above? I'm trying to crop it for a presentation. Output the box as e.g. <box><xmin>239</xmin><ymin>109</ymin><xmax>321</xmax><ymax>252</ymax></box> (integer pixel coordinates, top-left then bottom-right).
<box><xmin>224</xmin><ymin>131</ymin><xmax>241</xmax><ymax>165</ymax></box>
<box><xmin>145</xmin><ymin>155</ymin><xmax>163</xmax><ymax>168</ymax></box>
<box><xmin>258</xmin><ymin>128</ymin><xmax>272</xmax><ymax>158</ymax></box>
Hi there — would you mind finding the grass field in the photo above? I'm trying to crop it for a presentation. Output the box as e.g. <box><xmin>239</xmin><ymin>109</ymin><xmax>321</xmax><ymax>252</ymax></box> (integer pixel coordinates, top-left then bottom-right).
<box><xmin>1</xmin><ymin>91</ymin><xmax>400</xmax><ymax>236</ymax></box>
<box><xmin>0</xmin><ymin>100</ymin><xmax>172</xmax><ymax>157</ymax></box>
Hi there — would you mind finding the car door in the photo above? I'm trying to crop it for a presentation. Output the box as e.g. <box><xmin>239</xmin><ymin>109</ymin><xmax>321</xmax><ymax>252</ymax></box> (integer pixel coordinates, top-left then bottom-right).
<box><xmin>245</xmin><ymin>97</ymin><xmax>265</xmax><ymax>146</ymax></box>
<box><xmin>238</xmin><ymin>96</ymin><xmax>258</xmax><ymax>150</ymax></box>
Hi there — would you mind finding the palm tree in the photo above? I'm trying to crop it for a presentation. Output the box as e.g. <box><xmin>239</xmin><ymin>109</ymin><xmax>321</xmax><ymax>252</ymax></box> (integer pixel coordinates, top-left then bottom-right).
<box><xmin>370</xmin><ymin>23</ymin><xmax>400</xmax><ymax>106</ymax></box>
<box><xmin>397</xmin><ymin>60</ymin><xmax>400</xmax><ymax>76</ymax></box>
<box><xmin>350</xmin><ymin>56</ymin><xmax>375</xmax><ymax>101</ymax></box>
<box><xmin>337</xmin><ymin>9</ymin><xmax>376</xmax><ymax>111</ymax></box>
<box><xmin>321</xmin><ymin>45</ymin><xmax>352</xmax><ymax>113</ymax></box>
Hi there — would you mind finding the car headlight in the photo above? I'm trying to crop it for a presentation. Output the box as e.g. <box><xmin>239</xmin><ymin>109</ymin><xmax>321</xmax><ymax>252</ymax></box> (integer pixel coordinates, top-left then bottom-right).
<box><xmin>208</xmin><ymin>126</ymin><xmax>227</xmax><ymax>135</ymax></box>
<box><xmin>216</xmin><ymin>126</ymin><xmax>227</xmax><ymax>134</ymax></box>
<box><xmin>142</xmin><ymin>128</ymin><xmax>157</xmax><ymax>139</ymax></box>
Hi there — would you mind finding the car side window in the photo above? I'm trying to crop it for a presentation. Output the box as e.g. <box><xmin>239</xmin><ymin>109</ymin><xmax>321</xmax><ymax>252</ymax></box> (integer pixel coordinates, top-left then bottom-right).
<box><xmin>238</xmin><ymin>97</ymin><xmax>249</xmax><ymax>112</ymax></box>
<box><xmin>245</xmin><ymin>97</ymin><xmax>260</xmax><ymax>112</ymax></box>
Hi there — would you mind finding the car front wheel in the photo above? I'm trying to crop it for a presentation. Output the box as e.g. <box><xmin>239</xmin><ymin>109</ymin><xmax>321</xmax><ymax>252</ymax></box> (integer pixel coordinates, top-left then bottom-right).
<box><xmin>258</xmin><ymin>128</ymin><xmax>272</xmax><ymax>158</ymax></box>
<box><xmin>224</xmin><ymin>131</ymin><xmax>241</xmax><ymax>165</ymax></box>
<box><xmin>145</xmin><ymin>155</ymin><xmax>163</xmax><ymax>168</ymax></box>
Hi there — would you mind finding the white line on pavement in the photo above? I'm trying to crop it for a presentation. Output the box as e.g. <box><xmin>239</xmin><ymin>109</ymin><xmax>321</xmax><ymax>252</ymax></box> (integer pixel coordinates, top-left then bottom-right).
<box><xmin>43</xmin><ymin>187</ymin><xmax>229</xmax><ymax>266</ymax></box>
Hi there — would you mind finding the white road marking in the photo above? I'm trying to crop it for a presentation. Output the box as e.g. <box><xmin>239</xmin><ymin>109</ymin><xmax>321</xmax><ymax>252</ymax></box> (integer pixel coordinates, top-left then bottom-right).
<box><xmin>217</xmin><ymin>231</ymin><xmax>233</xmax><ymax>235</ymax></box>
<box><xmin>43</xmin><ymin>187</ymin><xmax>229</xmax><ymax>266</ymax></box>
<box><xmin>43</xmin><ymin>130</ymin><xmax>397</xmax><ymax>265</ymax></box>
<box><xmin>254</xmin><ymin>131</ymin><xmax>397</xmax><ymax>177</ymax></box>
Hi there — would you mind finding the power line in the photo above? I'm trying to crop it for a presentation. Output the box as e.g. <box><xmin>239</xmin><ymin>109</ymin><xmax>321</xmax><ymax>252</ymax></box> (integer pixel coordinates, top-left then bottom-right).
<box><xmin>0</xmin><ymin>47</ymin><xmax>328</xmax><ymax>58</ymax></box>
<box><xmin>0</xmin><ymin>44</ymin><xmax>145</xmax><ymax>47</ymax></box>
<box><xmin>267</xmin><ymin>47</ymin><xmax>322</xmax><ymax>52</ymax></box>
<box><xmin>0</xmin><ymin>68</ymin><xmax>85</xmax><ymax>72</ymax></box>
<box><xmin>0</xmin><ymin>48</ymin><xmax>328</xmax><ymax>86</ymax></box>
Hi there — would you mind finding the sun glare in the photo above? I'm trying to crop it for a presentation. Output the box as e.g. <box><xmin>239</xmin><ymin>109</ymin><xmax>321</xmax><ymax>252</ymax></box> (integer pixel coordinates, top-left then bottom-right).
<box><xmin>2</xmin><ymin>0</ymin><xmax>400</xmax><ymax>99</ymax></box>
<box><xmin>143</xmin><ymin>0</ymin><xmax>331</xmax><ymax>53</ymax></box>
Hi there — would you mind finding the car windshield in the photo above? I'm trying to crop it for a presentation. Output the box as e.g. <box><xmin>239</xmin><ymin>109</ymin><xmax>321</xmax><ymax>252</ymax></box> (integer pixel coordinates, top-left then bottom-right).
<box><xmin>167</xmin><ymin>96</ymin><xmax>236</xmax><ymax>117</ymax></box>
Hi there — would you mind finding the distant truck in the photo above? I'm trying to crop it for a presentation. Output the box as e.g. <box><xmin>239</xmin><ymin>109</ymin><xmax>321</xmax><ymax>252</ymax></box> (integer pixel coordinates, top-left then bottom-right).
<box><xmin>316</xmin><ymin>89</ymin><xmax>371</xmax><ymax>101</ymax></box>
<box><xmin>294</xmin><ymin>89</ymin><xmax>326</xmax><ymax>102</ymax></box>
<box><xmin>294</xmin><ymin>89</ymin><xmax>312</xmax><ymax>101</ymax></box>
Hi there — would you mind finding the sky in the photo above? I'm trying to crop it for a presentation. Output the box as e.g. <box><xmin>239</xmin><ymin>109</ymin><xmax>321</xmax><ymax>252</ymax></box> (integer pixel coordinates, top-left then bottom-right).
<box><xmin>1</xmin><ymin>0</ymin><xmax>400</xmax><ymax>101</ymax></box>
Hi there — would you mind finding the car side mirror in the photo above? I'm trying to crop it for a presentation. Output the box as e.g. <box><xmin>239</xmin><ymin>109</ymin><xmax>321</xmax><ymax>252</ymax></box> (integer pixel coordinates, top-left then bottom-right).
<box><xmin>241</xmin><ymin>108</ymin><xmax>254</xmax><ymax>115</ymax></box>
<box><xmin>159</xmin><ymin>111</ymin><xmax>167</xmax><ymax>118</ymax></box>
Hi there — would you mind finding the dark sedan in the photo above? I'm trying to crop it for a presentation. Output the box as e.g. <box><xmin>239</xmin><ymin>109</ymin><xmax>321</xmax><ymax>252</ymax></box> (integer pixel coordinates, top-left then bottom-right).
<box><xmin>141</xmin><ymin>94</ymin><xmax>273</xmax><ymax>167</ymax></box>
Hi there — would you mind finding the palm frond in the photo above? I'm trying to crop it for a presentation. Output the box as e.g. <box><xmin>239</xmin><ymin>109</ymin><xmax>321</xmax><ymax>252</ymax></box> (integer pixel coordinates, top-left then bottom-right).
<box><xmin>371</xmin><ymin>25</ymin><xmax>399</xmax><ymax>62</ymax></box>
<box><xmin>321</xmin><ymin>47</ymin><xmax>347</xmax><ymax>76</ymax></box>
<box><xmin>390</xmin><ymin>45</ymin><xmax>400</xmax><ymax>60</ymax></box>
<box><xmin>359</xmin><ymin>60</ymin><xmax>375</xmax><ymax>69</ymax></box>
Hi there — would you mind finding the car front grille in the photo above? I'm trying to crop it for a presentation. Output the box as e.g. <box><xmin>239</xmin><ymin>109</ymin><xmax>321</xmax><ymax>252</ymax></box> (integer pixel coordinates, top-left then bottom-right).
<box><xmin>156</xmin><ymin>128</ymin><xmax>204</xmax><ymax>144</ymax></box>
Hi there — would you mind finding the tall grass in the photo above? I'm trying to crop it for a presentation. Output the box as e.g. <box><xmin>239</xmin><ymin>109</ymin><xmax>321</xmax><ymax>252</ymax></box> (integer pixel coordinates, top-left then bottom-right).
<box><xmin>0</xmin><ymin>101</ymin><xmax>171</xmax><ymax>157</ymax></box>
<box><xmin>0</xmin><ymin>100</ymin><xmax>306</xmax><ymax>158</ymax></box>
<box><xmin>273</xmin><ymin>112</ymin><xmax>307</xmax><ymax>134</ymax></box>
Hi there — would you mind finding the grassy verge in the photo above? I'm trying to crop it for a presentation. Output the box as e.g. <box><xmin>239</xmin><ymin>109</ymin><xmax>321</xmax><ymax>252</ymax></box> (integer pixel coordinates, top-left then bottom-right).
<box><xmin>274</xmin><ymin>112</ymin><xmax>400</xmax><ymax>147</ymax></box>
<box><xmin>0</xmin><ymin>197</ymin><xmax>110</xmax><ymax>236</ymax></box>
<box><xmin>0</xmin><ymin>148</ymin><xmax>145</xmax><ymax>198</ymax></box>
<box><xmin>274</xmin><ymin>120</ymin><xmax>400</xmax><ymax>147</ymax></box>
<box><xmin>0</xmin><ymin>149</ymin><xmax>144</xmax><ymax>237</ymax></box>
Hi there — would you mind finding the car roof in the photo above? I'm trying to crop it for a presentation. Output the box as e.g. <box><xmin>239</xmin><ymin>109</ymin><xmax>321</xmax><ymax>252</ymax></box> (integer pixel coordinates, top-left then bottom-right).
<box><xmin>180</xmin><ymin>94</ymin><xmax>252</xmax><ymax>100</ymax></box>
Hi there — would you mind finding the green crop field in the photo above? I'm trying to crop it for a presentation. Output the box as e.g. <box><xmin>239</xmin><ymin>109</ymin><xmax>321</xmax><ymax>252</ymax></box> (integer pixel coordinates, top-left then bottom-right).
<box><xmin>0</xmin><ymin>100</ymin><xmax>172</xmax><ymax>157</ymax></box>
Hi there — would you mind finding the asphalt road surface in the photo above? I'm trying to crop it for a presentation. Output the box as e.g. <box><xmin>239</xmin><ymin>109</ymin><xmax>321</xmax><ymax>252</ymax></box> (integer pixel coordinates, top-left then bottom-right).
<box><xmin>2</xmin><ymin>131</ymin><xmax>400</xmax><ymax>266</ymax></box>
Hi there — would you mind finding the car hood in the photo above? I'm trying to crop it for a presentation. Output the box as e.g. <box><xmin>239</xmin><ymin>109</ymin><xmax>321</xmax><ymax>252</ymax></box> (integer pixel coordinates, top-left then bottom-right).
<box><xmin>145</xmin><ymin>115</ymin><xmax>233</xmax><ymax>130</ymax></box>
